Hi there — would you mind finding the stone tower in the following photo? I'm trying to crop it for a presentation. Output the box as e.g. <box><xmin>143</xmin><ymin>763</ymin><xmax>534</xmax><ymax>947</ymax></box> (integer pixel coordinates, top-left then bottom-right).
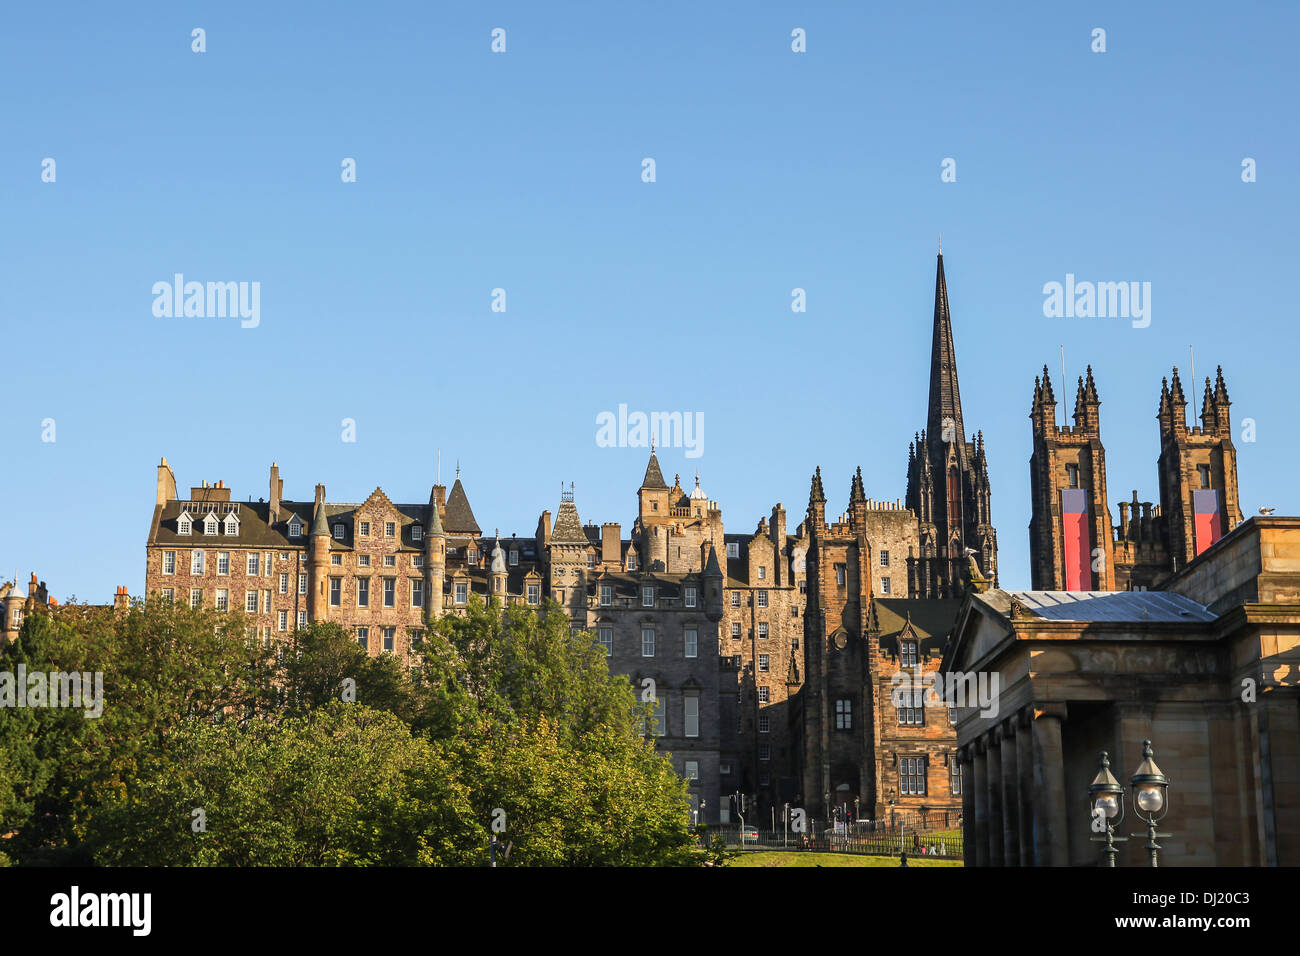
<box><xmin>1157</xmin><ymin>366</ymin><xmax>1243</xmax><ymax>571</ymax></box>
<box><xmin>1028</xmin><ymin>365</ymin><xmax>1115</xmax><ymax>590</ymax></box>
<box><xmin>308</xmin><ymin>483</ymin><xmax>330</xmax><ymax>621</ymax></box>
<box><xmin>424</xmin><ymin>484</ymin><xmax>446</xmax><ymax>623</ymax></box>
<box><xmin>905</xmin><ymin>252</ymin><xmax>998</xmax><ymax>597</ymax></box>
<box><xmin>1026</xmin><ymin>363</ymin><xmax>1245</xmax><ymax>591</ymax></box>
<box><xmin>547</xmin><ymin>483</ymin><xmax>589</xmax><ymax>621</ymax></box>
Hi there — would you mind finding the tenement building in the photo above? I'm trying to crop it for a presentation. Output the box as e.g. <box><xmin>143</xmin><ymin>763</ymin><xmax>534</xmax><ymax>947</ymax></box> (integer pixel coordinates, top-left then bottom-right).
<box><xmin>143</xmin><ymin>252</ymin><xmax>1003</xmax><ymax>828</ymax></box>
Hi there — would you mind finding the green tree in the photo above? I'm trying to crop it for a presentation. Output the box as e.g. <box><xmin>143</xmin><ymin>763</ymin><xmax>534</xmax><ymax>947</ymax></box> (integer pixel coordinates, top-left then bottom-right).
<box><xmin>277</xmin><ymin>621</ymin><xmax>415</xmax><ymax>721</ymax></box>
<box><xmin>83</xmin><ymin>704</ymin><xmax>481</xmax><ymax>866</ymax></box>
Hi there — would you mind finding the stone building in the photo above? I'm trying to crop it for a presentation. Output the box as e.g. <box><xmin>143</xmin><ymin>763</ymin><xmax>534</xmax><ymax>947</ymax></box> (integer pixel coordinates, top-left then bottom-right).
<box><xmin>540</xmin><ymin>462</ymin><xmax>726</xmax><ymax>823</ymax></box>
<box><xmin>946</xmin><ymin>516</ymin><xmax>1299</xmax><ymax>866</ymax></box>
<box><xmin>796</xmin><ymin>465</ymin><xmax>964</xmax><ymax>822</ymax></box>
<box><xmin>1029</xmin><ymin>364</ymin><xmax>1243</xmax><ymax>592</ymax></box>
<box><xmin>1</xmin><ymin>573</ymin><xmax>129</xmax><ymax>646</ymax></box>
<box><xmin>141</xmin><ymin>252</ymin><xmax>1002</xmax><ymax>827</ymax></box>
<box><xmin>1</xmin><ymin>573</ymin><xmax>50</xmax><ymax>645</ymax></box>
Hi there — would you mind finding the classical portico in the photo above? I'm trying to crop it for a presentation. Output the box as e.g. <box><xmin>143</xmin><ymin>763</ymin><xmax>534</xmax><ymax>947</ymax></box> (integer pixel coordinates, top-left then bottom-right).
<box><xmin>944</xmin><ymin>517</ymin><xmax>1300</xmax><ymax>866</ymax></box>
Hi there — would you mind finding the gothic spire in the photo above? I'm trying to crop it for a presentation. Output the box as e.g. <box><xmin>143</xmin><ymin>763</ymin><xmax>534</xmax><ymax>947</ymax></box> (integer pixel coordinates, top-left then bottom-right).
<box><xmin>1214</xmin><ymin>365</ymin><xmax>1230</xmax><ymax>405</ymax></box>
<box><xmin>927</xmin><ymin>251</ymin><xmax>965</xmax><ymax>451</ymax></box>
<box><xmin>1039</xmin><ymin>364</ymin><xmax>1056</xmax><ymax>406</ymax></box>
<box><xmin>809</xmin><ymin>466</ymin><xmax>826</xmax><ymax>505</ymax></box>
<box><xmin>1083</xmin><ymin>365</ymin><xmax>1099</xmax><ymax>404</ymax></box>
<box><xmin>850</xmin><ymin>466</ymin><xmax>866</xmax><ymax>504</ymax></box>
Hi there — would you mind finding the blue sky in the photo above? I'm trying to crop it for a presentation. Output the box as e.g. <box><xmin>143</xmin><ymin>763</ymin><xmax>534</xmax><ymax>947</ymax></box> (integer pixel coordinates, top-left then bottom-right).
<box><xmin>1</xmin><ymin>1</ymin><xmax>1296</xmax><ymax>601</ymax></box>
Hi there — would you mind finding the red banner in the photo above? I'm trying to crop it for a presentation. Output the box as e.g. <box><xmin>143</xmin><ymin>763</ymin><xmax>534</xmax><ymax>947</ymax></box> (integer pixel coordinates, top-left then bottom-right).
<box><xmin>1061</xmin><ymin>489</ymin><xmax>1092</xmax><ymax>590</ymax></box>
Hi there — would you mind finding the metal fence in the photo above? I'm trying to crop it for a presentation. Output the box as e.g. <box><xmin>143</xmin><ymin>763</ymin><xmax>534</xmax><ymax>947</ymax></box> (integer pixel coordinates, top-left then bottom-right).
<box><xmin>703</xmin><ymin>821</ymin><xmax>963</xmax><ymax>861</ymax></box>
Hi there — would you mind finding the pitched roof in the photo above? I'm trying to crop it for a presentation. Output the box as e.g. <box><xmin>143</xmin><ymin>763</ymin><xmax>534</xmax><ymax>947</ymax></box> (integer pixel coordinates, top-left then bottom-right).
<box><xmin>443</xmin><ymin>479</ymin><xmax>481</xmax><ymax>536</ymax></box>
<box><xmin>551</xmin><ymin>499</ymin><xmax>587</xmax><ymax>544</ymax></box>
<box><xmin>641</xmin><ymin>451</ymin><xmax>668</xmax><ymax>490</ymax></box>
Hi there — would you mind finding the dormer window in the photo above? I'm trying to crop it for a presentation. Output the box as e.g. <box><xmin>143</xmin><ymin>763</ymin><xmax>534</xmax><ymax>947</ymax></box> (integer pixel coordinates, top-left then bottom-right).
<box><xmin>203</xmin><ymin>514</ymin><xmax>219</xmax><ymax>535</ymax></box>
<box><xmin>412</xmin><ymin>524</ymin><xmax>423</xmax><ymax>542</ymax></box>
<box><xmin>642</xmin><ymin>585</ymin><xmax>655</xmax><ymax>607</ymax></box>
<box><xmin>333</xmin><ymin>523</ymin><xmax>345</xmax><ymax>540</ymax></box>
<box><xmin>178</xmin><ymin>513</ymin><xmax>192</xmax><ymax>535</ymax></box>
<box><xmin>287</xmin><ymin>517</ymin><xmax>303</xmax><ymax>538</ymax></box>
<box><xmin>509</xmin><ymin>550</ymin><xmax>518</xmax><ymax>566</ymax></box>
<box><xmin>223</xmin><ymin>514</ymin><xmax>240</xmax><ymax>535</ymax></box>
<box><xmin>626</xmin><ymin>552</ymin><xmax>638</xmax><ymax>571</ymax></box>
<box><xmin>901</xmin><ymin>639</ymin><xmax>918</xmax><ymax>668</ymax></box>
<box><xmin>726</xmin><ymin>542</ymin><xmax>739</xmax><ymax>559</ymax></box>
<box><xmin>467</xmin><ymin>548</ymin><xmax>479</xmax><ymax>566</ymax></box>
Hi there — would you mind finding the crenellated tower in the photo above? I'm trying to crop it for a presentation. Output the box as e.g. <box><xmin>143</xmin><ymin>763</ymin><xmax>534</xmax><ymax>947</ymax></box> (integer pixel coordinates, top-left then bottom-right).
<box><xmin>1028</xmin><ymin>365</ymin><xmax>1115</xmax><ymax>590</ymax></box>
<box><xmin>1157</xmin><ymin>366</ymin><xmax>1243</xmax><ymax>571</ymax></box>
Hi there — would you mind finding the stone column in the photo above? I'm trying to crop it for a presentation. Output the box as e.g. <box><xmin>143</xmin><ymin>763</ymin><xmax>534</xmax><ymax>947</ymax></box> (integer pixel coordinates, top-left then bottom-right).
<box><xmin>1016</xmin><ymin>708</ymin><xmax>1035</xmax><ymax>866</ymax></box>
<box><xmin>1031</xmin><ymin>703</ymin><xmax>1069</xmax><ymax>866</ymax></box>
<box><xmin>972</xmin><ymin>739</ymin><xmax>989</xmax><ymax>867</ymax></box>
<box><xmin>960</xmin><ymin>746</ymin><xmax>976</xmax><ymax>868</ymax></box>
<box><xmin>986</xmin><ymin>729</ymin><xmax>1004</xmax><ymax>865</ymax></box>
<box><xmin>1000</xmin><ymin>719</ymin><xmax>1019</xmax><ymax>866</ymax></box>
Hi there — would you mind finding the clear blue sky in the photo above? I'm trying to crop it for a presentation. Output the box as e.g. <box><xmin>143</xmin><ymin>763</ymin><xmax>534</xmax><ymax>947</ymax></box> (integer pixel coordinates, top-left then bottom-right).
<box><xmin>1</xmin><ymin>1</ymin><xmax>1295</xmax><ymax>601</ymax></box>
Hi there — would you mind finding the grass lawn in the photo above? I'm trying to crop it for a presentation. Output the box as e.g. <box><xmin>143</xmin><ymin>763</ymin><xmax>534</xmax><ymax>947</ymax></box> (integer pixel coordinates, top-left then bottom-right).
<box><xmin>723</xmin><ymin>849</ymin><xmax>962</xmax><ymax>868</ymax></box>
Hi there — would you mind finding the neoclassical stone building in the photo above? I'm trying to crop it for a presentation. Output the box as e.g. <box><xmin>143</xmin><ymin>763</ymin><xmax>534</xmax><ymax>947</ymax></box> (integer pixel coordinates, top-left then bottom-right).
<box><xmin>946</xmin><ymin>517</ymin><xmax>1300</xmax><ymax>866</ymax></box>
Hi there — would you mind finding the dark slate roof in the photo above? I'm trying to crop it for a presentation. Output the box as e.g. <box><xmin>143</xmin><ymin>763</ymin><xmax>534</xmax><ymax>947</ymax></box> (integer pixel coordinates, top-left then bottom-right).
<box><xmin>443</xmin><ymin>479</ymin><xmax>481</xmax><ymax>536</ymax></box>
<box><xmin>994</xmin><ymin>590</ymin><xmax>1216</xmax><ymax>624</ymax></box>
<box><xmin>153</xmin><ymin>499</ymin><xmax>433</xmax><ymax>551</ymax></box>
<box><xmin>873</xmin><ymin>598</ymin><xmax>962</xmax><ymax>659</ymax></box>
<box><xmin>641</xmin><ymin>452</ymin><xmax>668</xmax><ymax>490</ymax></box>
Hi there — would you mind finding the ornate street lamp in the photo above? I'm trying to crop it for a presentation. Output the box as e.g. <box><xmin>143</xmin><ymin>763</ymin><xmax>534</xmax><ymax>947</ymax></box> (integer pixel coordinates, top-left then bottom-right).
<box><xmin>1130</xmin><ymin>740</ymin><xmax>1170</xmax><ymax>867</ymax></box>
<box><xmin>1087</xmin><ymin>752</ymin><xmax>1128</xmax><ymax>867</ymax></box>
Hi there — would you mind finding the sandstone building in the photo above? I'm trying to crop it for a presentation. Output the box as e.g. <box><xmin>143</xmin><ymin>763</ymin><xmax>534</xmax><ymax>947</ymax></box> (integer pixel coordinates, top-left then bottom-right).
<box><xmin>141</xmin><ymin>252</ymin><xmax>999</xmax><ymax>828</ymax></box>
<box><xmin>946</xmin><ymin>516</ymin><xmax>1299</xmax><ymax>866</ymax></box>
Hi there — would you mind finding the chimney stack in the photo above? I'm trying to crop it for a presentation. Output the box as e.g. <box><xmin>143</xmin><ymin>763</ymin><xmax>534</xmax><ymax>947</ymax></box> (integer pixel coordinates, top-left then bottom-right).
<box><xmin>269</xmin><ymin>462</ymin><xmax>282</xmax><ymax>525</ymax></box>
<box><xmin>156</xmin><ymin>457</ymin><xmax>177</xmax><ymax>508</ymax></box>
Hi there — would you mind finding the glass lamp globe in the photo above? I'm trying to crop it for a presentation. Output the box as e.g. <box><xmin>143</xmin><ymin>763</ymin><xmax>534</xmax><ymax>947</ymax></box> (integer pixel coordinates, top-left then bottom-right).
<box><xmin>1094</xmin><ymin>792</ymin><xmax>1120</xmax><ymax>819</ymax></box>
<box><xmin>1135</xmin><ymin>784</ymin><xmax>1164</xmax><ymax>814</ymax></box>
<box><xmin>1129</xmin><ymin>740</ymin><xmax>1170</xmax><ymax>822</ymax></box>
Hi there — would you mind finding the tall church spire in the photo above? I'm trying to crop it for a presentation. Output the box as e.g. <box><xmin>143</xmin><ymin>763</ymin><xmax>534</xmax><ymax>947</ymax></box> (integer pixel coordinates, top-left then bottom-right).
<box><xmin>927</xmin><ymin>251</ymin><xmax>965</xmax><ymax>451</ymax></box>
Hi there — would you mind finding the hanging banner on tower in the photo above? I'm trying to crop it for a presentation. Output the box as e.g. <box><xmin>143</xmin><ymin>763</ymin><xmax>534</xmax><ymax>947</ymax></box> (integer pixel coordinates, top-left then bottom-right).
<box><xmin>1061</xmin><ymin>489</ymin><xmax>1092</xmax><ymax>589</ymax></box>
<box><xmin>1192</xmin><ymin>489</ymin><xmax>1223</xmax><ymax>556</ymax></box>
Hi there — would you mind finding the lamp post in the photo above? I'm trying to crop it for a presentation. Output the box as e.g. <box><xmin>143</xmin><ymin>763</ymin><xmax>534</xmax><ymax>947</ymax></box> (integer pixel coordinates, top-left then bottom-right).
<box><xmin>1087</xmin><ymin>751</ymin><xmax>1128</xmax><ymax>867</ymax></box>
<box><xmin>1130</xmin><ymin>740</ymin><xmax>1170</xmax><ymax>868</ymax></box>
<box><xmin>783</xmin><ymin>802</ymin><xmax>790</xmax><ymax>848</ymax></box>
